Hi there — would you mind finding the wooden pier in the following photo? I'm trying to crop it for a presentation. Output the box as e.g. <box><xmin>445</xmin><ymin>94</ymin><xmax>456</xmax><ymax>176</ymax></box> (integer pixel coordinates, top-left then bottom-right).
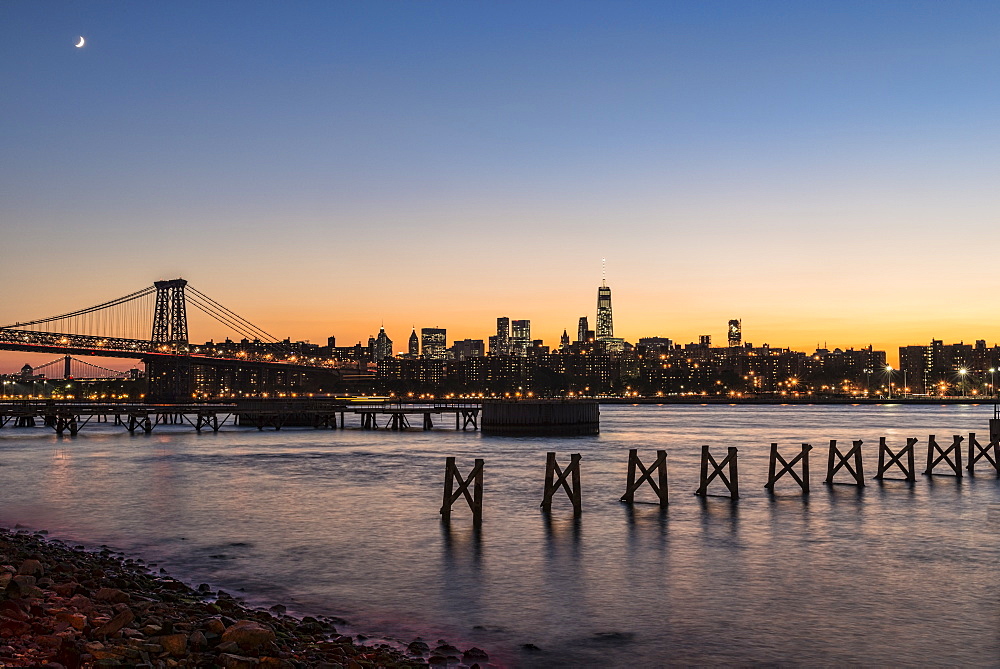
<box><xmin>0</xmin><ymin>400</ymin><xmax>481</xmax><ymax>435</ymax></box>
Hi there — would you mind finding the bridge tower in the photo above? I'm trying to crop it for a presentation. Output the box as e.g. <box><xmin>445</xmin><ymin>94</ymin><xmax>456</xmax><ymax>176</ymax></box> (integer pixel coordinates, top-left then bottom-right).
<box><xmin>147</xmin><ymin>279</ymin><xmax>193</xmax><ymax>402</ymax></box>
<box><xmin>151</xmin><ymin>279</ymin><xmax>189</xmax><ymax>346</ymax></box>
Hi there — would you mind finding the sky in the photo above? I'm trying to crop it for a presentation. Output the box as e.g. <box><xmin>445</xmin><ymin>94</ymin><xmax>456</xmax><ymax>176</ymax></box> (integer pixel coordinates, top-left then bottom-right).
<box><xmin>2</xmin><ymin>1</ymin><xmax>998</xmax><ymax>371</ymax></box>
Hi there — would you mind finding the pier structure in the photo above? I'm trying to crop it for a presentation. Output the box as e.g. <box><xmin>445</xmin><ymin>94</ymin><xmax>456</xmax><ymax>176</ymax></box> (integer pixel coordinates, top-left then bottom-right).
<box><xmin>0</xmin><ymin>399</ymin><xmax>485</xmax><ymax>435</ymax></box>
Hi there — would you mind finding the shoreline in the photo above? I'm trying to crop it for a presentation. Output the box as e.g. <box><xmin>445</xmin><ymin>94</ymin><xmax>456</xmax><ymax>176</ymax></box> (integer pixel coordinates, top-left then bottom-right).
<box><xmin>0</xmin><ymin>526</ymin><xmax>492</xmax><ymax>668</ymax></box>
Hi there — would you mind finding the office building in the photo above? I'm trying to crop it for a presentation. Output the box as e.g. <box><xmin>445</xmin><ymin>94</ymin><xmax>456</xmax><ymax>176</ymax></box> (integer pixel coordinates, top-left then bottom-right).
<box><xmin>511</xmin><ymin>319</ymin><xmax>531</xmax><ymax>356</ymax></box>
<box><xmin>596</xmin><ymin>283</ymin><xmax>613</xmax><ymax>340</ymax></box>
<box><xmin>496</xmin><ymin>317</ymin><xmax>510</xmax><ymax>356</ymax></box>
<box><xmin>728</xmin><ymin>319</ymin><xmax>742</xmax><ymax>348</ymax></box>
<box><xmin>421</xmin><ymin>327</ymin><xmax>447</xmax><ymax>359</ymax></box>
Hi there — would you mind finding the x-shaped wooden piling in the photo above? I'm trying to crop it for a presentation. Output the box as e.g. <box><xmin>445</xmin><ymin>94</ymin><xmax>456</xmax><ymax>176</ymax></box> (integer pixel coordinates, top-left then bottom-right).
<box><xmin>924</xmin><ymin>434</ymin><xmax>963</xmax><ymax>477</ymax></box>
<box><xmin>825</xmin><ymin>439</ymin><xmax>865</xmax><ymax>486</ymax></box>
<box><xmin>966</xmin><ymin>432</ymin><xmax>1000</xmax><ymax>475</ymax></box>
<box><xmin>875</xmin><ymin>437</ymin><xmax>917</xmax><ymax>481</ymax></box>
<box><xmin>620</xmin><ymin>449</ymin><xmax>668</xmax><ymax>506</ymax></box>
<box><xmin>541</xmin><ymin>452</ymin><xmax>582</xmax><ymax>513</ymax></box>
<box><xmin>695</xmin><ymin>445</ymin><xmax>739</xmax><ymax>499</ymax></box>
<box><xmin>440</xmin><ymin>457</ymin><xmax>484</xmax><ymax>524</ymax></box>
<box><xmin>765</xmin><ymin>443</ymin><xmax>812</xmax><ymax>493</ymax></box>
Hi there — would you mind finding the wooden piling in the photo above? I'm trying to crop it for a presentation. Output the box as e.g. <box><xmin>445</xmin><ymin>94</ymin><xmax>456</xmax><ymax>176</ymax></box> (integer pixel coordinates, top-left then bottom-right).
<box><xmin>440</xmin><ymin>457</ymin><xmax>484</xmax><ymax>525</ymax></box>
<box><xmin>765</xmin><ymin>443</ymin><xmax>812</xmax><ymax>494</ymax></box>
<box><xmin>966</xmin><ymin>432</ymin><xmax>1000</xmax><ymax>475</ymax></box>
<box><xmin>694</xmin><ymin>445</ymin><xmax>739</xmax><ymax>499</ymax></box>
<box><xmin>825</xmin><ymin>439</ymin><xmax>865</xmax><ymax>486</ymax></box>
<box><xmin>924</xmin><ymin>434</ymin><xmax>963</xmax><ymax>477</ymax></box>
<box><xmin>541</xmin><ymin>452</ymin><xmax>582</xmax><ymax>513</ymax></box>
<box><xmin>875</xmin><ymin>437</ymin><xmax>917</xmax><ymax>481</ymax></box>
<box><xmin>620</xmin><ymin>449</ymin><xmax>668</xmax><ymax>506</ymax></box>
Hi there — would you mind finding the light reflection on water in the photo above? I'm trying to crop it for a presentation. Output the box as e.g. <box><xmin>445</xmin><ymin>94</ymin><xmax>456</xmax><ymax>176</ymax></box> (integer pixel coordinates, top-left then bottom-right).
<box><xmin>0</xmin><ymin>404</ymin><xmax>997</xmax><ymax>667</ymax></box>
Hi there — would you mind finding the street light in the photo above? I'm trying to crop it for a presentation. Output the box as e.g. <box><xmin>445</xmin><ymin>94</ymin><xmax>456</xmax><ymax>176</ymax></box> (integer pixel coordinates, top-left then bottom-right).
<box><xmin>885</xmin><ymin>365</ymin><xmax>893</xmax><ymax>400</ymax></box>
<box><xmin>958</xmin><ymin>368</ymin><xmax>968</xmax><ymax>397</ymax></box>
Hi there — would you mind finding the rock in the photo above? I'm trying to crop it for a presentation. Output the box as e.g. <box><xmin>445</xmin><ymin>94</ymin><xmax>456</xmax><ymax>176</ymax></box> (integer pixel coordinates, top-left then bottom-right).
<box><xmin>92</xmin><ymin>608</ymin><xmax>135</xmax><ymax>637</ymax></box>
<box><xmin>0</xmin><ymin>618</ymin><xmax>31</xmax><ymax>636</ymax></box>
<box><xmin>408</xmin><ymin>639</ymin><xmax>430</xmax><ymax>655</ymax></box>
<box><xmin>0</xmin><ymin>601</ymin><xmax>30</xmax><ymax>621</ymax></box>
<box><xmin>17</xmin><ymin>559</ymin><xmax>44</xmax><ymax>577</ymax></box>
<box><xmin>56</xmin><ymin>611</ymin><xmax>88</xmax><ymax>630</ymax></box>
<box><xmin>12</xmin><ymin>574</ymin><xmax>36</xmax><ymax>588</ymax></box>
<box><xmin>189</xmin><ymin>629</ymin><xmax>208</xmax><ymax>649</ymax></box>
<box><xmin>69</xmin><ymin>594</ymin><xmax>93</xmax><ymax>611</ymax></box>
<box><xmin>464</xmin><ymin>647</ymin><xmax>489</xmax><ymax>661</ymax></box>
<box><xmin>428</xmin><ymin>655</ymin><xmax>449</xmax><ymax>666</ymax></box>
<box><xmin>434</xmin><ymin>643</ymin><xmax>460</xmax><ymax>655</ymax></box>
<box><xmin>221</xmin><ymin>620</ymin><xmax>276</xmax><ymax>651</ymax></box>
<box><xmin>218</xmin><ymin>653</ymin><xmax>260</xmax><ymax>668</ymax></box>
<box><xmin>157</xmin><ymin>632</ymin><xmax>188</xmax><ymax>656</ymax></box>
<box><xmin>51</xmin><ymin>581</ymin><xmax>79</xmax><ymax>597</ymax></box>
<box><xmin>95</xmin><ymin>588</ymin><xmax>130</xmax><ymax>604</ymax></box>
<box><xmin>258</xmin><ymin>657</ymin><xmax>295</xmax><ymax>669</ymax></box>
<box><xmin>203</xmin><ymin>617</ymin><xmax>227</xmax><ymax>634</ymax></box>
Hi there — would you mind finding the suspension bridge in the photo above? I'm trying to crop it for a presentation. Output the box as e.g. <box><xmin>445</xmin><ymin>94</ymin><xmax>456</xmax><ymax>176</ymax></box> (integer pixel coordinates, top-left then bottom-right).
<box><xmin>0</xmin><ymin>279</ymin><xmax>346</xmax><ymax>401</ymax></box>
<box><xmin>23</xmin><ymin>355</ymin><xmax>134</xmax><ymax>381</ymax></box>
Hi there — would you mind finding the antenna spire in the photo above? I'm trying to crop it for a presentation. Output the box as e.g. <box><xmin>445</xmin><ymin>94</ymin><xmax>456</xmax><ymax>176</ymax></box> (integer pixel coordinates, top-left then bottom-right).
<box><xmin>602</xmin><ymin>257</ymin><xmax>606</xmax><ymax>287</ymax></box>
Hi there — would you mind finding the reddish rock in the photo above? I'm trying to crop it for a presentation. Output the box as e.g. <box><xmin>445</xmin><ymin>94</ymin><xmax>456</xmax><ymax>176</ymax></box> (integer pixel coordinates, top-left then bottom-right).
<box><xmin>91</xmin><ymin>608</ymin><xmax>134</xmax><ymax>637</ymax></box>
<box><xmin>17</xmin><ymin>559</ymin><xmax>43</xmax><ymax>577</ymax></box>
<box><xmin>218</xmin><ymin>652</ymin><xmax>261</xmax><ymax>668</ymax></box>
<box><xmin>222</xmin><ymin>620</ymin><xmax>276</xmax><ymax>651</ymax></box>
<box><xmin>94</xmin><ymin>587</ymin><xmax>130</xmax><ymax>604</ymax></box>
<box><xmin>204</xmin><ymin>617</ymin><xmax>227</xmax><ymax>634</ymax></box>
<box><xmin>51</xmin><ymin>581</ymin><xmax>78</xmax><ymax>597</ymax></box>
<box><xmin>158</xmin><ymin>632</ymin><xmax>188</xmax><ymax>656</ymax></box>
<box><xmin>68</xmin><ymin>594</ymin><xmax>92</xmax><ymax>612</ymax></box>
<box><xmin>56</xmin><ymin>611</ymin><xmax>88</xmax><ymax>631</ymax></box>
<box><xmin>0</xmin><ymin>618</ymin><xmax>31</xmax><ymax>637</ymax></box>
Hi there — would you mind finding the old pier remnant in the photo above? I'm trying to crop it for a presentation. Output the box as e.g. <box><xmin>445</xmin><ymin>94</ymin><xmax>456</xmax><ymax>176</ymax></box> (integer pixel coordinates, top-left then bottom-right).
<box><xmin>924</xmin><ymin>434</ymin><xmax>964</xmax><ymax>477</ymax></box>
<box><xmin>440</xmin><ymin>457</ymin><xmax>484</xmax><ymax>525</ymax></box>
<box><xmin>695</xmin><ymin>445</ymin><xmax>739</xmax><ymax>499</ymax></box>
<box><xmin>825</xmin><ymin>439</ymin><xmax>865</xmax><ymax>486</ymax></box>
<box><xmin>482</xmin><ymin>400</ymin><xmax>598</xmax><ymax>435</ymax></box>
<box><xmin>620</xmin><ymin>449</ymin><xmax>668</xmax><ymax>506</ymax></box>
<box><xmin>765</xmin><ymin>443</ymin><xmax>812</xmax><ymax>494</ymax></box>
<box><xmin>541</xmin><ymin>452</ymin><xmax>582</xmax><ymax>514</ymax></box>
<box><xmin>875</xmin><ymin>437</ymin><xmax>917</xmax><ymax>481</ymax></box>
<box><xmin>966</xmin><ymin>432</ymin><xmax>1000</xmax><ymax>475</ymax></box>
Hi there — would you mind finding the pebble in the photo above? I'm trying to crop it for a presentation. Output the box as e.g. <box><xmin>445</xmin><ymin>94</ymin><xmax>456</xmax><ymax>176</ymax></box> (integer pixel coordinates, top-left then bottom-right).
<box><xmin>0</xmin><ymin>526</ymin><xmax>442</xmax><ymax>668</ymax></box>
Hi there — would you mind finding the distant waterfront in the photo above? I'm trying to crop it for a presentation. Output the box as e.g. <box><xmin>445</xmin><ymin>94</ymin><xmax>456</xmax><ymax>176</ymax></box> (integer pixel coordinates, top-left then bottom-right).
<box><xmin>1</xmin><ymin>404</ymin><xmax>997</xmax><ymax>667</ymax></box>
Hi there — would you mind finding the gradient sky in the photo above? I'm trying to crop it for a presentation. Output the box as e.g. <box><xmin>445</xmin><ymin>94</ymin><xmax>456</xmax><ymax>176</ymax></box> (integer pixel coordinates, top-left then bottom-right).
<box><xmin>2</xmin><ymin>1</ymin><xmax>998</xmax><ymax>371</ymax></box>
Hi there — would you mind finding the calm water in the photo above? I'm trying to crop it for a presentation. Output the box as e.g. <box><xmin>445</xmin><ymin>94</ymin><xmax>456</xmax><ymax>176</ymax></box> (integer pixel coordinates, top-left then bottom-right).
<box><xmin>0</xmin><ymin>404</ymin><xmax>997</xmax><ymax>667</ymax></box>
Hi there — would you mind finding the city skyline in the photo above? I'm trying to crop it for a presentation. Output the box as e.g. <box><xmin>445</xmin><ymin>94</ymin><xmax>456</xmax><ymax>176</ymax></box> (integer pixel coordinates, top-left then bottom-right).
<box><xmin>3</xmin><ymin>271</ymin><xmax>1000</xmax><ymax>373</ymax></box>
<box><xmin>2</xmin><ymin>2</ymin><xmax>998</xmax><ymax>370</ymax></box>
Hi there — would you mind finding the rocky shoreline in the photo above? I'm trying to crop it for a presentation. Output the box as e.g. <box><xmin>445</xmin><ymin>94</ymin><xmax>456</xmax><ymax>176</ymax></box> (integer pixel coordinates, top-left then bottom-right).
<box><xmin>0</xmin><ymin>526</ymin><xmax>492</xmax><ymax>668</ymax></box>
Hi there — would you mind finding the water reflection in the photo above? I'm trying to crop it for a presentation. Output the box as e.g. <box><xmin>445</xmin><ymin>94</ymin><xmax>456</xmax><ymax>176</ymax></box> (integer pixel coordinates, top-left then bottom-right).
<box><xmin>0</xmin><ymin>404</ymin><xmax>996</xmax><ymax>667</ymax></box>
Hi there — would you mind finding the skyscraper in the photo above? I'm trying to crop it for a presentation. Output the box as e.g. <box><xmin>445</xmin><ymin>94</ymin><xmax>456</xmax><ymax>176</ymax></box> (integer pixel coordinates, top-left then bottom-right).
<box><xmin>408</xmin><ymin>328</ymin><xmax>419</xmax><ymax>356</ymax></box>
<box><xmin>511</xmin><ymin>319</ymin><xmax>531</xmax><ymax>356</ymax></box>
<box><xmin>496</xmin><ymin>317</ymin><xmax>510</xmax><ymax>356</ymax></box>
<box><xmin>421</xmin><ymin>328</ymin><xmax>447</xmax><ymax>359</ymax></box>
<box><xmin>560</xmin><ymin>329</ymin><xmax>570</xmax><ymax>350</ymax></box>
<box><xmin>596</xmin><ymin>283</ymin><xmax>613</xmax><ymax>340</ymax></box>
<box><xmin>577</xmin><ymin>316</ymin><xmax>589</xmax><ymax>343</ymax></box>
<box><xmin>374</xmin><ymin>327</ymin><xmax>393</xmax><ymax>361</ymax></box>
<box><xmin>728</xmin><ymin>319</ymin><xmax>742</xmax><ymax>348</ymax></box>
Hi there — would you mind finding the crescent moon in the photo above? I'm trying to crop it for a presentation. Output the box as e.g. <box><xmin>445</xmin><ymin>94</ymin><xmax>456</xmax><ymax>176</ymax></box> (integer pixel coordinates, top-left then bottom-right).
<box><xmin>75</xmin><ymin>36</ymin><xmax>85</xmax><ymax>48</ymax></box>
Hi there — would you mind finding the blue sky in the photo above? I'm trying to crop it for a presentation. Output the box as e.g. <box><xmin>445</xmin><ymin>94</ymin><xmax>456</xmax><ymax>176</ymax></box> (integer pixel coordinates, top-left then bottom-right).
<box><xmin>2</xmin><ymin>1</ymin><xmax>998</xmax><ymax>366</ymax></box>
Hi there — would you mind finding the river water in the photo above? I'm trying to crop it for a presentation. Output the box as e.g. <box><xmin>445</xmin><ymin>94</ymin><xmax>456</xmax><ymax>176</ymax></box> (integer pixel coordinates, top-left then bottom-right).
<box><xmin>0</xmin><ymin>404</ymin><xmax>997</xmax><ymax>667</ymax></box>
